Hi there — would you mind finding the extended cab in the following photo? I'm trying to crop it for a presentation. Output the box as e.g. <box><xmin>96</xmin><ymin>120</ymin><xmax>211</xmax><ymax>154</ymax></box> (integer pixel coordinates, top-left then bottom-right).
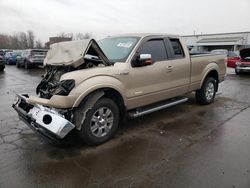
<box><xmin>13</xmin><ymin>34</ymin><xmax>226</xmax><ymax>145</ymax></box>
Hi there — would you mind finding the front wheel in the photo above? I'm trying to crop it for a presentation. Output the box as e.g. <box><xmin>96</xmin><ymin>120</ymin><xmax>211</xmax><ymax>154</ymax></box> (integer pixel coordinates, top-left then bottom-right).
<box><xmin>77</xmin><ymin>98</ymin><xmax>120</xmax><ymax>145</ymax></box>
<box><xmin>16</xmin><ymin>62</ymin><xmax>20</xmax><ymax>68</ymax></box>
<box><xmin>196</xmin><ymin>77</ymin><xmax>217</xmax><ymax>105</ymax></box>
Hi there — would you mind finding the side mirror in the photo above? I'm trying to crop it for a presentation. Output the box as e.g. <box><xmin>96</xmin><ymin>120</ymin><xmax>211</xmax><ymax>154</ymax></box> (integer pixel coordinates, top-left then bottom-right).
<box><xmin>133</xmin><ymin>54</ymin><xmax>153</xmax><ymax>67</ymax></box>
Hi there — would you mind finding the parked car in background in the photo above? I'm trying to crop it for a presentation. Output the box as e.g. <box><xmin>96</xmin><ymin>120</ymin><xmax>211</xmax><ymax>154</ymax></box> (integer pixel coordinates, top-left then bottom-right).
<box><xmin>211</xmin><ymin>49</ymin><xmax>241</xmax><ymax>68</ymax></box>
<box><xmin>16</xmin><ymin>49</ymin><xmax>48</xmax><ymax>69</ymax></box>
<box><xmin>235</xmin><ymin>48</ymin><xmax>250</xmax><ymax>74</ymax></box>
<box><xmin>15</xmin><ymin>50</ymin><xmax>25</xmax><ymax>68</ymax></box>
<box><xmin>226</xmin><ymin>51</ymin><xmax>241</xmax><ymax>68</ymax></box>
<box><xmin>0</xmin><ymin>50</ymin><xmax>5</xmax><ymax>71</ymax></box>
<box><xmin>4</xmin><ymin>51</ymin><xmax>17</xmax><ymax>65</ymax></box>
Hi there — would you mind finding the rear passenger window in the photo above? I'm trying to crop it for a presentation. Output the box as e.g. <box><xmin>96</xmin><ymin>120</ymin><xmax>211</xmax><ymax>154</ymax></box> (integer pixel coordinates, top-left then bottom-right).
<box><xmin>139</xmin><ymin>39</ymin><xmax>167</xmax><ymax>62</ymax></box>
<box><xmin>169</xmin><ymin>39</ymin><xmax>184</xmax><ymax>58</ymax></box>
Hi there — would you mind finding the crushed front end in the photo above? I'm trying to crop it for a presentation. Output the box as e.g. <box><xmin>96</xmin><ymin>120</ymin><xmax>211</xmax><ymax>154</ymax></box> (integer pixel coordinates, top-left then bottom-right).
<box><xmin>12</xmin><ymin>39</ymin><xmax>110</xmax><ymax>142</ymax></box>
<box><xmin>12</xmin><ymin>94</ymin><xmax>75</xmax><ymax>141</ymax></box>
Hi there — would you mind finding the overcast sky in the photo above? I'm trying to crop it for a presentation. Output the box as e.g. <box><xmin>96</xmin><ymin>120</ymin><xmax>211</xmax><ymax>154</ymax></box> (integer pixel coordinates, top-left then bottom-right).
<box><xmin>1</xmin><ymin>0</ymin><xmax>250</xmax><ymax>42</ymax></box>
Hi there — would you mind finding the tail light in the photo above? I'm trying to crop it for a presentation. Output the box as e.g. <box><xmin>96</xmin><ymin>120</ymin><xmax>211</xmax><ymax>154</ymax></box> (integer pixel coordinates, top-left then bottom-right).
<box><xmin>224</xmin><ymin>57</ymin><xmax>228</xmax><ymax>64</ymax></box>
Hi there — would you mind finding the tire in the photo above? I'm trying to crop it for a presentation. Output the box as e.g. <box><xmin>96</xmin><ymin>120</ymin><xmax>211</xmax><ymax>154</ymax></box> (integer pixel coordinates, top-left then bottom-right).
<box><xmin>235</xmin><ymin>68</ymin><xmax>241</xmax><ymax>75</ymax></box>
<box><xmin>16</xmin><ymin>62</ymin><xmax>20</xmax><ymax>68</ymax></box>
<box><xmin>195</xmin><ymin>77</ymin><xmax>217</xmax><ymax>105</ymax></box>
<box><xmin>24</xmin><ymin>61</ymin><xmax>30</xmax><ymax>69</ymax></box>
<box><xmin>77</xmin><ymin>97</ymin><xmax>120</xmax><ymax>145</ymax></box>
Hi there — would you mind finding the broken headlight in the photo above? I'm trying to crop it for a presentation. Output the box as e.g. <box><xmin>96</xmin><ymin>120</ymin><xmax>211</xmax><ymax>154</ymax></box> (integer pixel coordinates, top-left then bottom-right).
<box><xmin>55</xmin><ymin>79</ymin><xmax>75</xmax><ymax>96</ymax></box>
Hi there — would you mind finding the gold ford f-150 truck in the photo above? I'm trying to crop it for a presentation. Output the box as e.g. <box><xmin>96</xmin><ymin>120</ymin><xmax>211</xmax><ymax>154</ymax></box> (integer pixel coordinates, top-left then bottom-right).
<box><xmin>13</xmin><ymin>33</ymin><xmax>226</xmax><ymax>145</ymax></box>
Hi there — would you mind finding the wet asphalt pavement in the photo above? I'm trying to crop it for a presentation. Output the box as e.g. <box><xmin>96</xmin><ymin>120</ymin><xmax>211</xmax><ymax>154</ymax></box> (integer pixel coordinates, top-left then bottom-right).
<box><xmin>1</xmin><ymin>66</ymin><xmax>250</xmax><ymax>188</ymax></box>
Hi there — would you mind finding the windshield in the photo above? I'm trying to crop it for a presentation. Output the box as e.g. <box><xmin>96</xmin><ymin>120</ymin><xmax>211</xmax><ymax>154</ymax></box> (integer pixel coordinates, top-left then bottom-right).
<box><xmin>228</xmin><ymin>51</ymin><xmax>238</xmax><ymax>57</ymax></box>
<box><xmin>98</xmin><ymin>37</ymin><xmax>140</xmax><ymax>62</ymax></box>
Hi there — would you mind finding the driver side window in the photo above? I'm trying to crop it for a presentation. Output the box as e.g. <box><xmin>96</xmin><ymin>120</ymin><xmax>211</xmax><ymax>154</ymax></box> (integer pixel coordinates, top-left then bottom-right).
<box><xmin>139</xmin><ymin>39</ymin><xmax>168</xmax><ymax>62</ymax></box>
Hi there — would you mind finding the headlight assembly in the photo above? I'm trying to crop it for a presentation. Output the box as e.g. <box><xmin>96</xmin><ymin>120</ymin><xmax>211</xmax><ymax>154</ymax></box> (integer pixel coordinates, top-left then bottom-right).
<box><xmin>56</xmin><ymin>79</ymin><xmax>75</xmax><ymax>96</ymax></box>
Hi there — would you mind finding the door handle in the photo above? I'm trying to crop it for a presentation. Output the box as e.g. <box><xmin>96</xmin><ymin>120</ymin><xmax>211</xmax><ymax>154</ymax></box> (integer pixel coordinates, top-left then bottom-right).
<box><xmin>167</xmin><ymin>65</ymin><xmax>173</xmax><ymax>72</ymax></box>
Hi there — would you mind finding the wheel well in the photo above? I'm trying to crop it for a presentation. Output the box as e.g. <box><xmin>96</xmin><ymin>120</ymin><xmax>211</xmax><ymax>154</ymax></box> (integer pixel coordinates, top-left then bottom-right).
<box><xmin>102</xmin><ymin>88</ymin><xmax>126</xmax><ymax>114</ymax></box>
<box><xmin>84</xmin><ymin>88</ymin><xmax>126</xmax><ymax>115</ymax></box>
<box><xmin>90</xmin><ymin>88</ymin><xmax>127</xmax><ymax>124</ymax></box>
<box><xmin>205</xmin><ymin>70</ymin><xmax>219</xmax><ymax>91</ymax></box>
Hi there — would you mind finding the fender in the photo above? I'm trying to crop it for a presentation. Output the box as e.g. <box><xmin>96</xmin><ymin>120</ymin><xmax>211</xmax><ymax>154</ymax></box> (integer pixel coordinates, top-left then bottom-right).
<box><xmin>73</xmin><ymin>90</ymin><xmax>105</xmax><ymax>130</ymax></box>
<box><xmin>70</xmin><ymin>75</ymin><xmax>127</xmax><ymax>108</ymax></box>
<box><xmin>199</xmin><ymin>62</ymin><xmax>219</xmax><ymax>88</ymax></box>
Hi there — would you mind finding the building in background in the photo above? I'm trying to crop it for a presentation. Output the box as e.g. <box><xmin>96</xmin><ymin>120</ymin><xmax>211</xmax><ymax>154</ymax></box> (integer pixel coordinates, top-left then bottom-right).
<box><xmin>45</xmin><ymin>37</ymin><xmax>72</xmax><ymax>48</ymax></box>
<box><xmin>182</xmin><ymin>31</ymin><xmax>250</xmax><ymax>52</ymax></box>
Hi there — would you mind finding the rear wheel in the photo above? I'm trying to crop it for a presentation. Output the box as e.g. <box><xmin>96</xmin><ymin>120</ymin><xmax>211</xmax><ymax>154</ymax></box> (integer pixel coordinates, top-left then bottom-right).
<box><xmin>235</xmin><ymin>67</ymin><xmax>241</xmax><ymax>75</ymax></box>
<box><xmin>16</xmin><ymin>62</ymin><xmax>20</xmax><ymax>68</ymax></box>
<box><xmin>196</xmin><ymin>77</ymin><xmax>217</xmax><ymax>105</ymax></box>
<box><xmin>77</xmin><ymin>98</ymin><xmax>120</xmax><ymax>145</ymax></box>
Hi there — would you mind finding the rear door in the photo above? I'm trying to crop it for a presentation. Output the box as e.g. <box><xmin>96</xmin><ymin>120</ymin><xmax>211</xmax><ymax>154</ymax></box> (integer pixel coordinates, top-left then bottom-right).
<box><xmin>164</xmin><ymin>38</ymin><xmax>190</xmax><ymax>90</ymax></box>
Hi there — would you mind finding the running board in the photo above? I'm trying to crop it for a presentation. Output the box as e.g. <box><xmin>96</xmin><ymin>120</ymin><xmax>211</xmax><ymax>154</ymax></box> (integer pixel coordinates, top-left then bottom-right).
<box><xmin>128</xmin><ymin>97</ymin><xmax>188</xmax><ymax>118</ymax></box>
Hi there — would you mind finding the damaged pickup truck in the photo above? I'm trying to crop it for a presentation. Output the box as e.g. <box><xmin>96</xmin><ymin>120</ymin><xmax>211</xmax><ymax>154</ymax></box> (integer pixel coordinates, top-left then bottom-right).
<box><xmin>13</xmin><ymin>34</ymin><xmax>226</xmax><ymax>145</ymax></box>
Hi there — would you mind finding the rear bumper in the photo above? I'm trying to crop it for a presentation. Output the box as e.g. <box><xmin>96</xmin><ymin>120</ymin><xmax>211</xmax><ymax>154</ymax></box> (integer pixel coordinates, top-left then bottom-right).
<box><xmin>12</xmin><ymin>94</ymin><xmax>75</xmax><ymax>141</ymax></box>
<box><xmin>28</xmin><ymin>59</ymin><xmax>44</xmax><ymax>65</ymax></box>
<box><xmin>236</xmin><ymin>66</ymin><xmax>250</xmax><ymax>72</ymax></box>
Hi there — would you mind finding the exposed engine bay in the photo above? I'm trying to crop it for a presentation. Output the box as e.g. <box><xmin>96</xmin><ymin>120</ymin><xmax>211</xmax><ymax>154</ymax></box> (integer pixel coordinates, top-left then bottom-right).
<box><xmin>240</xmin><ymin>48</ymin><xmax>250</xmax><ymax>61</ymax></box>
<box><xmin>36</xmin><ymin>55</ymin><xmax>106</xmax><ymax>99</ymax></box>
<box><xmin>36</xmin><ymin>39</ymin><xmax>110</xmax><ymax>99</ymax></box>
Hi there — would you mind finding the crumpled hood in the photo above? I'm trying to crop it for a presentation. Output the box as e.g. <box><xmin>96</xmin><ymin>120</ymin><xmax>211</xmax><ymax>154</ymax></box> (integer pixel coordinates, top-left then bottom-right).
<box><xmin>44</xmin><ymin>39</ymin><xmax>110</xmax><ymax>68</ymax></box>
<box><xmin>240</xmin><ymin>48</ymin><xmax>250</xmax><ymax>59</ymax></box>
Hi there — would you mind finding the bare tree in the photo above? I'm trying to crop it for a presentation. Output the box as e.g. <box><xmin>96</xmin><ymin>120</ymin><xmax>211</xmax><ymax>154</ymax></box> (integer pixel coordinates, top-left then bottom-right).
<box><xmin>0</xmin><ymin>34</ymin><xmax>10</xmax><ymax>49</ymax></box>
<box><xmin>0</xmin><ymin>30</ymin><xmax>93</xmax><ymax>49</ymax></box>
<box><xmin>27</xmin><ymin>30</ymin><xmax>35</xmax><ymax>49</ymax></box>
<box><xmin>57</xmin><ymin>32</ymin><xmax>92</xmax><ymax>40</ymax></box>
<box><xmin>57</xmin><ymin>32</ymin><xmax>73</xmax><ymax>39</ymax></box>
<box><xmin>35</xmin><ymin>40</ymin><xmax>43</xmax><ymax>48</ymax></box>
<box><xmin>10</xmin><ymin>33</ymin><xmax>19</xmax><ymax>49</ymax></box>
<box><xmin>57</xmin><ymin>32</ymin><xmax>67</xmax><ymax>38</ymax></box>
<box><xmin>0</xmin><ymin>31</ymin><xmax>38</xmax><ymax>49</ymax></box>
<box><xmin>82</xmin><ymin>32</ymin><xmax>92</xmax><ymax>39</ymax></box>
<box><xmin>74</xmin><ymin>32</ymin><xmax>92</xmax><ymax>40</ymax></box>
<box><xmin>18</xmin><ymin>32</ymin><xmax>28</xmax><ymax>49</ymax></box>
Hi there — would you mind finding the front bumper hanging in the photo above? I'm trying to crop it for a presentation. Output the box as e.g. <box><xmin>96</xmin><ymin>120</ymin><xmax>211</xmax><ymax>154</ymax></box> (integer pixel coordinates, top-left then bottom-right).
<box><xmin>12</xmin><ymin>94</ymin><xmax>75</xmax><ymax>141</ymax></box>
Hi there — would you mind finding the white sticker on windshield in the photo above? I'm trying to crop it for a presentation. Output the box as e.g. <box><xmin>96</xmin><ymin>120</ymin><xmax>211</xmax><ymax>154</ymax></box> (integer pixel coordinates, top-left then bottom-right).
<box><xmin>117</xmin><ymin>42</ymin><xmax>133</xmax><ymax>48</ymax></box>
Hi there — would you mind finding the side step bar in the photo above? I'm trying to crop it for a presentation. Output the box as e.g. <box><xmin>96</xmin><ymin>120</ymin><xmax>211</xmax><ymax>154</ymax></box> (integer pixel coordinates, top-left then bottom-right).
<box><xmin>128</xmin><ymin>97</ymin><xmax>188</xmax><ymax>118</ymax></box>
